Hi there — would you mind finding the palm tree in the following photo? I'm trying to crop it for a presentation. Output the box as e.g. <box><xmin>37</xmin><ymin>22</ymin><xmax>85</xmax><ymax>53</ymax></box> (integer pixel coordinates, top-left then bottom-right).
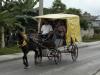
<box><xmin>0</xmin><ymin>0</ymin><xmax>39</xmax><ymax>48</ymax></box>
<box><xmin>0</xmin><ymin>9</ymin><xmax>17</xmax><ymax>48</ymax></box>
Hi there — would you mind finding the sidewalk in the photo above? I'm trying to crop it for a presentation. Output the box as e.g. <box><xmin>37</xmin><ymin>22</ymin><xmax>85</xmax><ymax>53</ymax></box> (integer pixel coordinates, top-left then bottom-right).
<box><xmin>93</xmin><ymin>69</ymin><xmax>100</xmax><ymax>75</ymax></box>
<box><xmin>0</xmin><ymin>41</ymin><xmax>100</xmax><ymax>63</ymax></box>
<box><xmin>77</xmin><ymin>41</ymin><xmax>100</xmax><ymax>48</ymax></box>
<box><xmin>95</xmin><ymin>72</ymin><xmax>100</xmax><ymax>75</ymax></box>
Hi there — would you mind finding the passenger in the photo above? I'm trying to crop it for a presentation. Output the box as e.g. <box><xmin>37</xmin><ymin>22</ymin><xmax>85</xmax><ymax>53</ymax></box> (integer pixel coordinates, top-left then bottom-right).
<box><xmin>57</xmin><ymin>22</ymin><xmax>66</xmax><ymax>37</ymax></box>
<box><xmin>28</xmin><ymin>30</ymin><xmax>37</xmax><ymax>41</ymax></box>
<box><xmin>41</xmin><ymin>21</ymin><xmax>53</xmax><ymax>39</ymax></box>
<box><xmin>53</xmin><ymin>22</ymin><xmax>66</xmax><ymax>47</ymax></box>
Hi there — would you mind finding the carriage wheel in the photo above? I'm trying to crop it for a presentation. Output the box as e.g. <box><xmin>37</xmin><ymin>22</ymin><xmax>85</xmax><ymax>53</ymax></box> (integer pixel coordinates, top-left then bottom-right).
<box><xmin>71</xmin><ymin>44</ymin><xmax>78</xmax><ymax>62</ymax></box>
<box><xmin>53</xmin><ymin>50</ymin><xmax>62</xmax><ymax>64</ymax></box>
<box><xmin>48</xmin><ymin>50</ymin><xmax>54</xmax><ymax>60</ymax></box>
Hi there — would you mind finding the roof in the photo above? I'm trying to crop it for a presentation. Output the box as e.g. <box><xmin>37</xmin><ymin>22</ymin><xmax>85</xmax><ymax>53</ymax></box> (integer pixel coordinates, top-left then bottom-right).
<box><xmin>33</xmin><ymin>14</ymin><xmax>79</xmax><ymax>19</ymax></box>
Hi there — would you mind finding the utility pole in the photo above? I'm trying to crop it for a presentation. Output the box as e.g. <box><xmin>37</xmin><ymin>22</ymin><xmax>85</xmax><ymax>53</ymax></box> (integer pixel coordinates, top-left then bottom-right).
<box><xmin>38</xmin><ymin>0</ymin><xmax>43</xmax><ymax>33</ymax></box>
<box><xmin>39</xmin><ymin>0</ymin><xmax>43</xmax><ymax>15</ymax></box>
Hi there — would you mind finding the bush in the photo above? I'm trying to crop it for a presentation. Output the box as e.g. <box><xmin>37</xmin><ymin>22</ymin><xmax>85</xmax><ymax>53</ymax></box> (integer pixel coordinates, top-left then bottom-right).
<box><xmin>94</xmin><ymin>28</ymin><xmax>100</xmax><ymax>34</ymax></box>
<box><xmin>82</xmin><ymin>34</ymin><xmax>100</xmax><ymax>42</ymax></box>
<box><xmin>0</xmin><ymin>30</ymin><xmax>1</xmax><ymax>47</ymax></box>
<box><xmin>82</xmin><ymin>36</ymin><xmax>91</xmax><ymax>42</ymax></box>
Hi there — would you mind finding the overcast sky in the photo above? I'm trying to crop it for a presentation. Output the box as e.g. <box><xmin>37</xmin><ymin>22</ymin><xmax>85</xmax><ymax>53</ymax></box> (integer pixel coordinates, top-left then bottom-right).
<box><xmin>35</xmin><ymin>0</ymin><xmax>100</xmax><ymax>16</ymax></box>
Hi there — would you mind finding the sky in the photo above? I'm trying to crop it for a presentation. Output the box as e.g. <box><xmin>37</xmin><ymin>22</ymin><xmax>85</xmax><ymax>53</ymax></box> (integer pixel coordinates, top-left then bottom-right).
<box><xmin>35</xmin><ymin>0</ymin><xmax>100</xmax><ymax>16</ymax></box>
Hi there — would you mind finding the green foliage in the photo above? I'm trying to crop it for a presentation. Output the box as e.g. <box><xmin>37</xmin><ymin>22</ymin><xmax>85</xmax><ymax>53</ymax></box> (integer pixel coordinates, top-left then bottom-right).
<box><xmin>80</xmin><ymin>18</ymin><xmax>89</xmax><ymax>30</ymax></box>
<box><xmin>83</xmin><ymin>34</ymin><xmax>100</xmax><ymax>42</ymax></box>
<box><xmin>44</xmin><ymin>8</ymin><xmax>53</xmax><ymax>14</ymax></box>
<box><xmin>0</xmin><ymin>31</ymin><xmax>1</xmax><ymax>47</ymax></box>
<box><xmin>66</xmin><ymin>8</ymin><xmax>82</xmax><ymax>16</ymax></box>
<box><xmin>0</xmin><ymin>45</ymin><xmax>21</xmax><ymax>55</ymax></box>
<box><xmin>0</xmin><ymin>0</ymin><xmax>39</xmax><ymax>48</ymax></box>
<box><xmin>82</xmin><ymin>36</ymin><xmax>91</xmax><ymax>42</ymax></box>
<box><xmin>93</xmin><ymin>34</ymin><xmax>100</xmax><ymax>40</ymax></box>
<box><xmin>0</xmin><ymin>0</ymin><xmax>39</xmax><ymax>27</ymax></box>
<box><xmin>10</xmin><ymin>0</ymin><xmax>39</xmax><ymax>15</ymax></box>
<box><xmin>94</xmin><ymin>28</ymin><xmax>100</xmax><ymax>34</ymax></box>
<box><xmin>52</xmin><ymin>0</ymin><xmax>66</xmax><ymax>13</ymax></box>
<box><xmin>16</xmin><ymin>17</ymin><xmax>38</xmax><ymax>32</ymax></box>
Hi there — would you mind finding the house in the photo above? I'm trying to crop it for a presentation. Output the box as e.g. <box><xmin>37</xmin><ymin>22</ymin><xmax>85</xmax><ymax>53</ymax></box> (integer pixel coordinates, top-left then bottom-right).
<box><xmin>91</xmin><ymin>16</ymin><xmax>100</xmax><ymax>28</ymax></box>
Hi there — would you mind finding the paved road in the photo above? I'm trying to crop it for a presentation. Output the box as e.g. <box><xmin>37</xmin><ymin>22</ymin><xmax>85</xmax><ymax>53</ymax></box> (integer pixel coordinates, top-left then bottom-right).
<box><xmin>0</xmin><ymin>45</ymin><xmax>100</xmax><ymax>75</ymax></box>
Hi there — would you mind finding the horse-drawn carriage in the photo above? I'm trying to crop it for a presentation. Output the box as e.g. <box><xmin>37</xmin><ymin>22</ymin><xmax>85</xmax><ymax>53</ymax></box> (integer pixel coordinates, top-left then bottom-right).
<box><xmin>33</xmin><ymin>13</ymin><xmax>81</xmax><ymax>64</ymax></box>
<box><xmin>18</xmin><ymin>14</ymin><xmax>81</xmax><ymax>69</ymax></box>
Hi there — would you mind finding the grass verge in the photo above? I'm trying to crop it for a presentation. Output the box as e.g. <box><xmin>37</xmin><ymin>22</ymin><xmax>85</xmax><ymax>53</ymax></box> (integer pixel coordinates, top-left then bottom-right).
<box><xmin>0</xmin><ymin>45</ymin><xmax>21</xmax><ymax>55</ymax></box>
<box><xmin>83</xmin><ymin>34</ymin><xmax>100</xmax><ymax>42</ymax></box>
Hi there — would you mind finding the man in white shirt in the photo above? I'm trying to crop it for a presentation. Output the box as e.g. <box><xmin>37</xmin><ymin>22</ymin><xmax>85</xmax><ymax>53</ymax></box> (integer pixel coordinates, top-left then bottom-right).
<box><xmin>41</xmin><ymin>21</ymin><xmax>53</xmax><ymax>39</ymax></box>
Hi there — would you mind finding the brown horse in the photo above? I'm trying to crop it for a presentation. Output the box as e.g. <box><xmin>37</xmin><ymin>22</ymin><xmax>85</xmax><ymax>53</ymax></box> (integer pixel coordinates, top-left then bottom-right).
<box><xmin>17</xmin><ymin>32</ymin><xmax>42</xmax><ymax>69</ymax></box>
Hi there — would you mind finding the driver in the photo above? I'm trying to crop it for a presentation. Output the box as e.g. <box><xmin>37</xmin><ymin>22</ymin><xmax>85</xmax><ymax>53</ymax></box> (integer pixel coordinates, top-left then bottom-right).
<box><xmin>41</xmin><ymin>21</ymin><xmax>53</xmax><ymax>39</ymax></box>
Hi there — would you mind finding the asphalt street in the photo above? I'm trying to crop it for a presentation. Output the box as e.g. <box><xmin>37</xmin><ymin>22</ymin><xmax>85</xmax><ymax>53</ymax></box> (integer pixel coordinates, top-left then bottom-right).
<box><xmin>0</xmin><ymin>44</ymin><xmax>100</xmax><ymax>75</ymax></box>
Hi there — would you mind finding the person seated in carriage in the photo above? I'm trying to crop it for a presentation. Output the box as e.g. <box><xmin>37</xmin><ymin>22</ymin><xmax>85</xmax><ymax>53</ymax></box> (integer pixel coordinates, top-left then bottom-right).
<box><xmin>40</xmin><ymin>20</ymin><xmax>67</xmax><ymax>48</ymax></box>
<box><xmin>41</xmin><ymin>21</ymin><xmax>53</xmax><ymax>40</ymax></box>
<box><xmin>53</xmin><ymin>21</ymin><xmax>66</xmax><ymax>47</ymax></box>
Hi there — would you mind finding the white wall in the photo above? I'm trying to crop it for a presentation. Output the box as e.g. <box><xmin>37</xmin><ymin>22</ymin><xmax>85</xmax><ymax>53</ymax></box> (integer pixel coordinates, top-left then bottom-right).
<box><xmin>81</xmin><ymin>28</ymin><xmax>94</xmax><ymax>38</ymax></box>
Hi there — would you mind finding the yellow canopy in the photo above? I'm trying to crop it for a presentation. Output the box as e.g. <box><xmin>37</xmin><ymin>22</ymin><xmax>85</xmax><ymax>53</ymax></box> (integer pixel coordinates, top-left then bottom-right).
<box><xmin>34</xmin><ymin>14</ymin><xmax>79</xmax><ymax>19</ymax></box>
<box><xmin>33</xmin><ymin>14</ymin><xmax>81</xmax><ymax>45</ymax></box>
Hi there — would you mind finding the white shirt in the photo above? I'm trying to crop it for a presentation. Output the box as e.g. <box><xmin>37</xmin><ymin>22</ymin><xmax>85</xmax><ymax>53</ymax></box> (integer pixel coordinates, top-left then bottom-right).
<box><xmin>41</xmin><ymin>24</ymin><xmax>53</xmax><ymax>34</ymax></box>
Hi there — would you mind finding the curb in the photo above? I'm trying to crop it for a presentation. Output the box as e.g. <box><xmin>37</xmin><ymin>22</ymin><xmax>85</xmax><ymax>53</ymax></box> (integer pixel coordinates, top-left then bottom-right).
<box><xmin>95</xmin><ymin>72</ymin><xmax>100</xmax><ymax>75</ymax></box>
<box><xmin>77</xmin><ymin>41</ymin><xmax>100</xmax><ymax>48</ymax></box>
<box><xmin>0</xmin><ymin>57</ymin><xmax>22</xmax><ymax>63</ymax></box>
<box><xmin>92</xmin><ymin>69</ymin><xmax>100</xmax><ymax>75</ymax></box>
<box><xmin>0</xmin><ymin>53</ymin><xmax>23</xmax><ymax>63</ymax></box>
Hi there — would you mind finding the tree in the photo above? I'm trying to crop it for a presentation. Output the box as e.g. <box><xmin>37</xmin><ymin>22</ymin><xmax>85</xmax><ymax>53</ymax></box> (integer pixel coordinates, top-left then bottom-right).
<box><xmin>66</xmin><ymin>8</ymin><xmax>82</xmax><ymax>16</ymax></box>
<box><xmin>43</xmin><ymin>8</ymin><xmax>53</xmax><ymax>14</ymax></box>
<box><xmin>80</xmin><ymin>12</ymin><xmax>92</xmax><ymax>30</ymax></box>
<box><xmin>80</xmin><ymin>18</ymin><xmax>89</xmax><ymax>30</ymax></box>
<box><xmin>0</xmin><ymin>10</ymin><xmax>17</xmax><ymax>48</ymax></box>
<box><xmin>0</xmin><ymin>0</ymin><xmax>39</xmax><ymax>48</ymax></box>
<box><xmin>52</xmin><ymin>0</ymin><xmax>66</xmax><ymax>13</ymax></box>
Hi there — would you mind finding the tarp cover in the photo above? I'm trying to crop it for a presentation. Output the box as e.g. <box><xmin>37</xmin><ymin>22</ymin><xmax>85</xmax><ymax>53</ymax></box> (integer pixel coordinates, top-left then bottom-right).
<box><xmin>34</xmin><ymin>14</ymin><xmax>79</xmax><ymax>19</ymax></box>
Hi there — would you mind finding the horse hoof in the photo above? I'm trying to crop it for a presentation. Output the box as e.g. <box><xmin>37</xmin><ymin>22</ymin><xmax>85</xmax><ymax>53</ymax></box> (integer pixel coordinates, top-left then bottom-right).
<box><xmin>35</xmin><ymin>62</ymin><xmax>37</xmax><ymax>65</ymax></box>
<box><xmin>24</xmin><ymin>66</ymin><xmax>30</xmax><ymax>69</ymax></box>
<box><xmin>24</xmin><ymin>67</ymin><xmax>28</xmax><ymax>69</ymax></box>
<box><xmin>35</xmin><ymin>61</ymin><xmax>38</xmax><ymax>65</ymax></box>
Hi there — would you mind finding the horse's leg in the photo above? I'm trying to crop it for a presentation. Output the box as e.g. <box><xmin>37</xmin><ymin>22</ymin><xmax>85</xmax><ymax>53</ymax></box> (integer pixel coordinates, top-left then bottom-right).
<box><xmin>34</xmin><ymin>50</ymin><xmax>38</xmax><ymax>64</ymax></box>
<box><xmin>33</xmin><ymin>47</ymin><xmax>42</xmax><ymax>64</ymax></box>
<box><xmin>35</xmin><ymin>46</ymin><xmax>42</xmax><ymax>64</ymax></box>
<box><xmin>22</xmin><ymin>47</ymin><xmax>29</xmax><ymax>68</ymax></box>
<box><xmin>38</xmin><ymin>47</ymin><xmax>42</xmax><ymax>62</ymax></box>
<box><xmin>23</xmin><ymin>52</ymin><xmax>29</xmax><ymax>67</ymax></box>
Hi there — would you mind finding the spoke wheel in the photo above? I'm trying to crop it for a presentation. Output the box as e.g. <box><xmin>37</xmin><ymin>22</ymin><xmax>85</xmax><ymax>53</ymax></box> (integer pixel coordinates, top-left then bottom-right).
<box><xmin>71</xmin><ymin>44</ymin><xmax>78</xmax><ymax>62</ymax></box>
<box><xmin>53</xmin><ymin>50</ymin><xmax>62</xmax><ymax>64</ymax></box>
<box><xmin>48</xmin><ymin>50</ymin><xmax>54</xmax><ymax>60</ymax></box>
